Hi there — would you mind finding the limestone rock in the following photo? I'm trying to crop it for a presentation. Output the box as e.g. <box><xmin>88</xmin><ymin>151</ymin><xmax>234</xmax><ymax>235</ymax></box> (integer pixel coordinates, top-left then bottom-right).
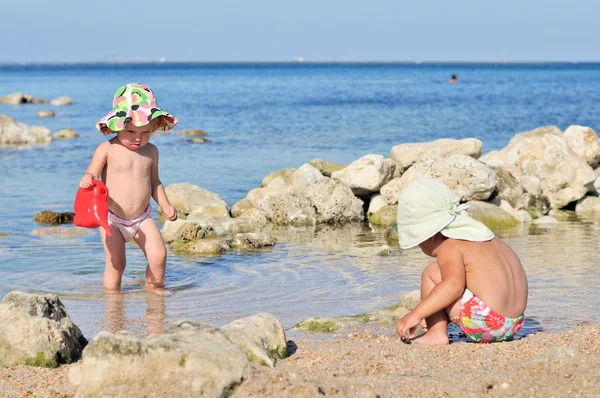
<box><xmin>230</xmin><ymin>233</ymin><xmax>276</xmax><ymax>250</ymax></box>
<box><xmin>74</xmin><ymin>321</ymin><xmax>247</xmax><ymax>397</ymax></box>
<box><xmin>221</xmin><ymin>313</ymin><xmax>287</xmax><ymax>367</ymax></box>
<box><xmin>384</xmin><ymin>155</ymin><xmax>496</xmax><ymax>204</ymax></box>
<box><xmin>291</xmin><ymin>164</ymin><xmax>328</xmax><ymax>189</ymax></box>
<box><xmin>259</xmin><ymin>179</ymin><xmax>364</xmax><ymax>226</ymax></box>
<box><xmin>480</xmin><ymin>126</ymin><xmax>595</xmax><ymax>209</ymax></box>
<box><xmin>492</xmin><ymin>167</ymin><xmax>524</xmax><ymax>207</ymax></box>
<box><xmin>520</xmin><ymin>175</ymin><xmax>542</xmax><ymax>195</ymax></box>
<box><xmin>231</xmin><ymin>198</ymin><xmax>254</xmax><ymax>217</ymax></box>
<box><xmin>331</xmin><ymin>154</ymin><xmax>396</xmax><ymax>197</ymax></box>
<box><xmin>563</xmin><ymin>125</ymin><xmax>600</xmax><ymax>167</ymax></box>
<box><xmin>0</xmin><ymin>291</ymin><xmax>87</xmax><ymax>367</ymax></box>
<box><xmin>238</xmin><ymin>208</ymin><xmax>268</xmax><ymax>229</ymax></box>
<box><xmin>309</xmin><ymin>158</ymin><xmax>346</xmax><ymax>177</ymax></box>
<box><xmin>390</xmin><ymin>138</ymin><xmax>483</xmax><ymax>172</ymax></box>
<box><xmin>367</xmin><ymin>194</ymin><xmax>388</xmax><ymax>216</ymax></box>
<box><xmin>33</xmin><ymin>211</ymin><xmax>74</xmax><ymax>225</ymax></box>
<box><xmin>53</xmin><ymin>128</ymin><xmax>79</xmax><ymax>139</ymax></box>
<box><xmin>466</xmin><ymin>200</ymin><xmax>519</xmax><ymax>230</ymax></box>
<box><xmin>293</xmin><ymin>290</ymin><xmax>420</xmax><ymax>333</ymax></box>
<box><xmin>186</xmin><ymin>213</ymin><xmax>257</xmax><ymax>236</ymax></box>
<box><xmin>575</xmin><ymin>196</ymin><xmax>600</xmax><ymax>216</ymax></box>
<box><xmin>0</xmin><ymin>92</ymin><xmax>49</xmax><ymax>104</ymax></box>
<box><xmin>36</xmin><ymin>109</ymin><xmax>55</xmax><ymax>118</ymax></box>
<box><xmin>247</xmin><ymin>183</ymin><xmax>290</xmax><ymax>208</ymax></box>
<box><xmin>515</xmin><ymin>194</ymin><xmax>551</xmax><ymax>219</ymax></box>
<box><xmin>50</xmin><ymin>96</ymin><xmax>74</xmax><ymax>106</ymax></box>
<box><xmin>176</xmin><ymin>129</ymin><xmax>207</xmax><ymax>136</ymax></box>
<box><xmin>367</xmin><ymin>205</ymin><xmax>397</xmax><ymax>227</ymax></box>
<box><xmin>172</xmin><ymin>237</ymin><xmax>231</xmax><ymax>255</ymax></box>
<box><xmin>261</xmin><ymin>168</ymin><xmax>296</xmax><ymax>187</ymax></box>
<box><xmin>0</xmin><ymin>114</ymin><xmax>52</xmax><ymax>146</ymax></box>
<box><xmin>165</xmin><ymin>183</ymin><xmax>228</xmax><ymax>216</ymax></box>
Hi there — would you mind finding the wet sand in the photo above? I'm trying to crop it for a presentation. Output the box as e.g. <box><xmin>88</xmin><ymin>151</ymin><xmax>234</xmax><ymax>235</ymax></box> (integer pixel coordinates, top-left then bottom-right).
<box><xmin>2</xmin><ymin>322</ymin><xmax>599</xmax><ymax>397</ymax></box>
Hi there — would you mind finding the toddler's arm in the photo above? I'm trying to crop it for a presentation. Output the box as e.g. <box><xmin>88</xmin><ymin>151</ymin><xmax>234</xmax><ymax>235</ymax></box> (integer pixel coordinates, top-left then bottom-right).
<box><xmin>413</xmin><ymin>245</ymin><xmax>466</xmax><ymax>319</ymax></box>
<box><xmin>397</xmin><ymin>244</ymin><xmax>466</xmax><ymax>339</ymax></box>
<box><xmin>150</xmin><ymin>147</ymin><xmax>177</xmax><ymax>221</ymax></box>
<box><xmin>80</xmin><ymin>142</ymin><xmax>108</xmax><ymax>188</ymax></box>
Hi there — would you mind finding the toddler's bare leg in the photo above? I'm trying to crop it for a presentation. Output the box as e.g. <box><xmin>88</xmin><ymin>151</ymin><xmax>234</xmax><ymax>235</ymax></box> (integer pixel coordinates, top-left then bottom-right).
<box><xmin>100</xmin><ymin>225</ymin><xmax>127</xmax><ymax>291</ymax></box>
<box><xmin>134</xmin><ymin>219</ymin><xmax>169</xmax><ymax>295</ymax></box>
<box><xmin>412</xmin><ymin>261</ymin><xmax>461</xmax><ymax>345</ymax></box>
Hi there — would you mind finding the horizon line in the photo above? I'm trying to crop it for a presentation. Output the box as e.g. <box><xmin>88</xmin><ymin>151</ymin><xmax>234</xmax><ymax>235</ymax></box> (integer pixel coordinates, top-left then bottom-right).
<box><xmin>0</xmin><ymin>59</ymin><xmax>598</xmax><ymax>67</ymax></box>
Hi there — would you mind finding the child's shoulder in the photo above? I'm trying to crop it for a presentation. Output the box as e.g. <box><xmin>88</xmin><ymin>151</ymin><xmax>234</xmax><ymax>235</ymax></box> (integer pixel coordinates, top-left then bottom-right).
<box><xmin>93</xmin><ymin>140</ymin><xmax>112</xmax><ymax>153</ymax></box>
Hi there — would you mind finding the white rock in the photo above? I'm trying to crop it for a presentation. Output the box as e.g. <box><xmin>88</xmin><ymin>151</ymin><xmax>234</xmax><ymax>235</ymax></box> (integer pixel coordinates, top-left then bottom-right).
<box><xmin>331</xmin><ymin>154</ymin><xmax>396</xmax><ymax>196</ymax></box>
<box><xmin>390</xmin><ymin>138</ymin><xmax>483</xmax><ymax>171</ymax></box>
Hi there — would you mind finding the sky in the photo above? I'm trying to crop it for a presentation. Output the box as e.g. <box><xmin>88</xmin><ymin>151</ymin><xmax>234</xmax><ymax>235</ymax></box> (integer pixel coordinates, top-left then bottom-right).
<box><xmin>2</xmin><ymin>0</ymin><xmax>599</xmax><ymax>63</ymax></box>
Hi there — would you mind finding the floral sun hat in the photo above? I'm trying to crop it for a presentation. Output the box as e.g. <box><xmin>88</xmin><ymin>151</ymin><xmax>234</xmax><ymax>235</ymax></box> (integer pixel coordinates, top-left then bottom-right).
<box><xmin>396</xmin><ymin>178</ymin><xmax>494</xmax><ymax>249</ymax></box>
<box><xmin>95</xmin><ymin>83</ymin><xmax>178</xmax><ymax>135</ymax></box>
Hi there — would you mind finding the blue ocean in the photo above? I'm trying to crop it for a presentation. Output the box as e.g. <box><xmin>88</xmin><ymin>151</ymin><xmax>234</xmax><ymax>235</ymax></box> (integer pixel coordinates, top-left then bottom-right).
<box><xmin>1</xmin><ymin>63</ymin><xmax>599</xmax><ymax>339</ymax></box>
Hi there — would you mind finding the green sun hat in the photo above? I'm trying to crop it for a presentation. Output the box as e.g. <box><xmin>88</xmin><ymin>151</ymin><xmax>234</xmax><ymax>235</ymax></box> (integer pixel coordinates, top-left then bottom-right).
<box><xmin>396</xmin><ymin>178</ymin><xmax>494</xmax><ymax>249</ymax></box>
<box><xmin>95</xmin><ymin>83</ymin><xmax>178</xmax><ymax>135</ymax></box>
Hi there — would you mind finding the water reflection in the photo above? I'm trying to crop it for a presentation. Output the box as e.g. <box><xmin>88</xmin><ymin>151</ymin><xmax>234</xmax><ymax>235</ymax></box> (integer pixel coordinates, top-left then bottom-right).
<box><xmin>103</xmin><ymin>291</ymin><xmax>167</xmax><ymax>335</ymax></box>
<box><xmin>2</xmin><ymin>217</ymin><xmax>600</xmax><ymax>341</ymax></box>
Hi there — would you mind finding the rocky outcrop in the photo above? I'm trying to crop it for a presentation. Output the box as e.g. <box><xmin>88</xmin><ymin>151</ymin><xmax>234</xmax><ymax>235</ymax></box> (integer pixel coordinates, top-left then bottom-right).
<box><xmin>33</xmin><ymin>211</ymin><xmax>74</xmax><ymax>225</ymax></box>
<box><xmin>390</xmin><ymin>138</ymin><xmax>483</xmax><ymax>172</ymax></box>
<box><xmin>176</xmin><ymin>129</ymin><xmax>207</xmax><ymax>136</ymax></box>
<box><xmin>309</xmin><ymin>158</ymin><xmax>346</xmax><ymax>177</ymax></box>
<box><xmin>367</xmin><ymin>205</ymin><xmax>397</xmax><ymax>227</ymax></box>
<box><xmin>259</xmin><ymin>179</ymin><xmax>364</xmax><ymax>225</ymax></box>
<box><xmin>0</xmin><ymin>114</ymin><xmax>52</xmax><ymax>146</ymax></box>
<box><xmin>36</xmin><ymin>110</ymin><xmax>55</xmax><ymax>118</ymax></box>
<box><xmin>261</xmin><ymin>168</ymin><xmax>296</xmax><ymax>187</ymax></box>
<box><xmin>563</xmin><ymin>125</ymin><xmax>600</xmax><ymax>167</ymax></box>
<box><xmin>72</xmin><ymin>321</ymin><xmax>248</xmax><ymax>397</ymax></box>
<box><xmin>53</xmin><ymin>128</ymin><xmax>79</xmax><ymax>139</ymax></box>
<box><xmin>492</xmin><ymin>167</ymin><xmax>524</xmax><ymax>207</ymax></box>
<box><xmin>480</xmin><ymin>126</ymin><xmax>595</xmax><ymax>209</ymax></box>
<box><xmin>293</xmin><ymin>290</ymin><xmax>420</xmax><ymax>333</ymax></box>
<box><xmin>220</xmin><ymin>313</ymin><xmax>287</xmax><ymax>367</ymax></box>
<box><xmin>0</xmin><ymin>93</ymin><xmax>49</xmax><ymax>104</ymax></box>
<box><xmin>50</xmin><ymin>96</ymin><xmax>74</xmax><ymax>106</ymax></box>
<box><xmin>0</xmin><ymin>291</ymin><xmax>87</xmax><ymax>367</ymax></box>
<box><xmin>165</xmin><ymin>183</ymin><xmax>228</xmax><ymax>216</ymax></box>
<box><xmin>465</xmin><ymin>201</ymin><xmax>519</xmax><ymax>230</ymax></box>
<box><xmin>331</xmin><ymin>154</ymin><xmax>396</xmax><ymax>197</ymax></box>
<box><xmin>382</xmin><ymin>155</ymin><xmax>496</xmax><ymax>204</ymax></box>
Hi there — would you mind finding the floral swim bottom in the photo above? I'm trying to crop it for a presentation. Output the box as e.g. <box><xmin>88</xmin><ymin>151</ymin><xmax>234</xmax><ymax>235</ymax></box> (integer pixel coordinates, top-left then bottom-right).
<box><xmin>458</xmin><ymin>289</ymin><xmax>524</xmax><ymax>343</ymax></box>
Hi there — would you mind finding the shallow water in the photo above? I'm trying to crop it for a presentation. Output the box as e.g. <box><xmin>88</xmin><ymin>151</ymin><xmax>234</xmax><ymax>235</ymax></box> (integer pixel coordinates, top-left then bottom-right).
<box><xmin>1</xmin><ymin>63</ymin><xmax>599</xmax><ymax>340</ymax></box>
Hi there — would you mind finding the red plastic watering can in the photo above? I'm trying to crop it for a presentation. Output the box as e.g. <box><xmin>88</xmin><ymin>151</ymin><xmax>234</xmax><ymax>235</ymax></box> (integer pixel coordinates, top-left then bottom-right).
<box><xmin>73</xmin><ymin>179</ymin><xmax>112</xmax><ymax>237</ymax></box>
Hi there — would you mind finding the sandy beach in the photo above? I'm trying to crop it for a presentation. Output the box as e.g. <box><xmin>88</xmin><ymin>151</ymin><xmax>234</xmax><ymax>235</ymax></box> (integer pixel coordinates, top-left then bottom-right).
<box><xmin>2</xmin><ymin>322</ymin><xmax>598</xmax><ymax>397</ymax></box>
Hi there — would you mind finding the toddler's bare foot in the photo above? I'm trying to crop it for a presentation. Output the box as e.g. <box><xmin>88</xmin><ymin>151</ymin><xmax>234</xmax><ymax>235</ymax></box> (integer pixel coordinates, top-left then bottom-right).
<box><xmin>408</xmin><ymin>331</ymin><xmax>449</xmax><ymax>345</ymax></box>
<box><xmin>144</xmin><ymin>282</ymin><xmax>174</xmax><ymax>296</ymax></box>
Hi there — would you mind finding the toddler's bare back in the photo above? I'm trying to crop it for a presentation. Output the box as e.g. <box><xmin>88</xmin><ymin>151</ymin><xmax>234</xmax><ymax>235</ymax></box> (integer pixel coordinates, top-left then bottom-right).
<box><xmin>101</xmin><ymin>138</ymin><xmax>155</xmax><ymax>219</ymax></box>
<box><xmin>443</xmin><ymin>237</ymin><xmax>528</xmax><ymax>318</ymax></box>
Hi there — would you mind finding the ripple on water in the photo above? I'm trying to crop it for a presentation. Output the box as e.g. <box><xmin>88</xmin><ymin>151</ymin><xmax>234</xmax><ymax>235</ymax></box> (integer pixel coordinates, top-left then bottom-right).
<box><xmin>1</xmin><ymin>220</ymin><xmax>599</xmax><ymax>340</ymax></box>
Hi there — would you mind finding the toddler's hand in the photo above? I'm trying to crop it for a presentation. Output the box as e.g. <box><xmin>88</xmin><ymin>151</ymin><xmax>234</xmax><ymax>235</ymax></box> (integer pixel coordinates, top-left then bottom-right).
<box><xmin>396</xmin><ymin>311</ymin><xmax>422</xmax><ymax>340</ymax></box>
<box><xmin>80</xmin><ymin>173</ymin><xmax>94</xmax><ymax>189</ymax></box>
<box><xmin>164</xmin><ymin>205</ymin><xmax>178</xmax><ymax>221</ymax></box>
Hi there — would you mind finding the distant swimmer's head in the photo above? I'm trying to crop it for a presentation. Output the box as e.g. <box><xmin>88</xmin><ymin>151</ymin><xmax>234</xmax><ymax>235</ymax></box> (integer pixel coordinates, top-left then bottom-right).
<box><xmin>95</xmin><ymin>83</ymin><xmax>179</xmax><ymax>135</ymax></box>
<box><xmin>449</xmin><ymin>74</ymin><xmax>458</xmax><ymax>83</ymax></box>
<box><xmin>396</xmin><ymin>179</ymin><xmax>494</xmax><ymax>252</ymax></box>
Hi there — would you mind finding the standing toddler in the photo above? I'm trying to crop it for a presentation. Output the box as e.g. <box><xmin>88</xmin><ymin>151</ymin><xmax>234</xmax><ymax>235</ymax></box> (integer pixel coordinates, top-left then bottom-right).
<box><xmin>80</xmin><ymin>83</ymin><xmax>178</xmax><ymax>293</ymax></box>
